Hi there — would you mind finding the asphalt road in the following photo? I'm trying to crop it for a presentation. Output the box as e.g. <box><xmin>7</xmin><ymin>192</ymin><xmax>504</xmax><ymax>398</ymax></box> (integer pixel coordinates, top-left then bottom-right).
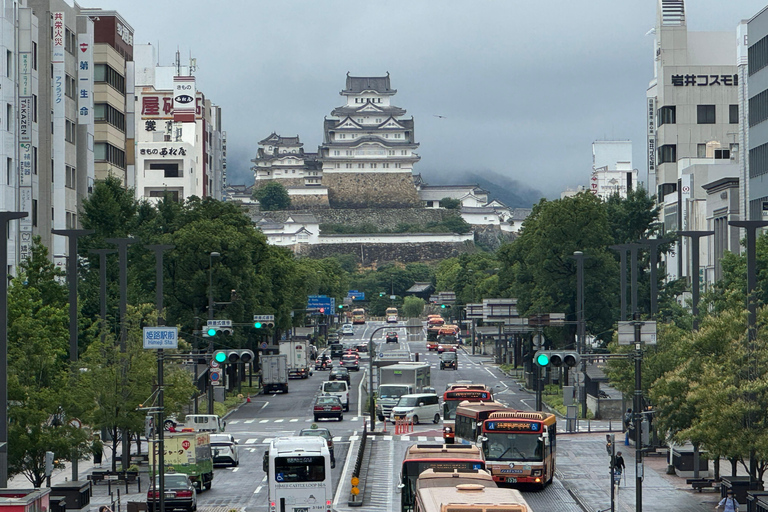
<box><xmin>194</xmin><ymin>321</ymin><xmax>583</xmax><ymax>511</ymax></box>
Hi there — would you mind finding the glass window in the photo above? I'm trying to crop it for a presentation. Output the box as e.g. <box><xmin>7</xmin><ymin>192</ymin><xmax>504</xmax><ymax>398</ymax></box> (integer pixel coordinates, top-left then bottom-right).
<box><xmin>273</xmin><ymin>456</ymin><xmax>325</xmax><ymax>482</ymax></box>
<box><xmin>658</xmin><ymin>106</ymin><xmax>676</xmax><ymax>126</ymax></box>
<box><xmin>730</xmin><ymin>104</ymin><xmax>739</xmax><ymax>124</ymax></box>
<box><xmin>697</xmin><ymin>144</ymin><xmax>706</xmax><ymax>158</ymax></box>
<box><xmin>697</xmin><ymin>105</ymin><xmax>716</xmax><ymax>124</ymax></box>
<box><xmin>749</xmin><ymin>35</ymin><xmax>768</xmax><ymax>76</ymax></box>
<box><xmin>658</xmin><ymin>144</ymin><xmax>677</xmax><ymax>164</ymax></box>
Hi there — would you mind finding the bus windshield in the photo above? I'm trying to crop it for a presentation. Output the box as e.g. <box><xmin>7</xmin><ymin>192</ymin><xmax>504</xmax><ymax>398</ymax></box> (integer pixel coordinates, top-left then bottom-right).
<box><xmin>484</xmin><ymin>433</ymin><xmax>542</xmax><ymax>462</ymax></box>
<box><xmin>444</xmin><ymin>401</ymin><xmax>460</xmax><ymax>420</ymax></box>
<box><xmin>274</xmin><ymin>456</ymin><xmax>326</xmax><ymax>482</ymax></box>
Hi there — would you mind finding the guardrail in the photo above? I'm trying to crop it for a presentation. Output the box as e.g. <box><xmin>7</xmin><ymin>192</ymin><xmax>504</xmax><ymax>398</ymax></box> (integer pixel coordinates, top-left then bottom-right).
<box><xmin>348</xmin><ymin>421</ymin><xmax>368</xmax><ymax>507</ymax></box>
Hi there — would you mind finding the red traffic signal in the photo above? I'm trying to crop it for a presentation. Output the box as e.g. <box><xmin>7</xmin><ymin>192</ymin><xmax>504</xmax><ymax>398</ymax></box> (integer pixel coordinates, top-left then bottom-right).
<box><xmin>319</xmin><ymin>307</ymin><xmax>325</xmax><ymax>313</ymax></box>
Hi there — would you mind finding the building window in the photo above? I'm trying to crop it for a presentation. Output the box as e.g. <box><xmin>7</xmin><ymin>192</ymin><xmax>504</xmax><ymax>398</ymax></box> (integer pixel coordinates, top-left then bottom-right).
<box><xmin>149</xmin><ymin>162</ymin><xmax>182</xmax><ymax>178</ymax></box>
<box><xmin>65</xmin><ymin>74</ymin><xmax>76</xmax><ymax>99</ymax></box>
<box><xmin>750</xmin><ymin>141</ymin><xmax>768</xmax><ymax>178</ymax></box>
<box><xmin>750</xmin><ymin>89</ymin><xmax>768</xmax><ymax>127</ymax></box>
<box><xmin>358</xmin><ymin>163</ymin><xmax>364</xmax><ymax>168</ymax></box>
<box><xmin>6</xmin><ymin>158</ymin><xmax>10</xmax><ymax>185</ymax></box>
<box><xmin>32</xmin><ymin>199</ymin><xmax>37</xmax><ymax>227</ymax></box>
<box><xmin>658</xmin><ymin>144</ymin><xmax>677</xmax><ymax>164</ymax></box>
<box><xmin>714</xmin><ymin>148</ymin><xmax>730</xmax><ymax>160</ymax></box>
<box><xmin>94</xmin><ymin>142</ymin><xmax>126</xmax><ymax>169</ymax></box>
<box><xmin>749</xmin><ymin>34</ymin><xmax>768</xmax><ymax>76</ymax></box>
<box><xmin>697</xmin><ymin>144</ymin><xmax>706</xmax><ymax>158</ymax></box>
<box><xmin>345</xmin><ymin>163</ymin><xmax>352</xmax><ymax>168</ymax></box>
<box><xmin>6</xmin><ymin>50</ymin><xmax>11</xmax><ymax>78</ymax></box>
<box><xmin>730</xmin><ymin>104</ymin><xmax>739</xmax><ymax>124</ymax></box>
<box><xmin>371</xmin><ymin>163</ymin><xmax>377</xmax><ymax>169</ymax></box>
<box><xmin>697</xmin><ymin>105</ymin><xmax>716</xmax><ymax>124</ymax></box>
<box><xmin>94</xmin><ymin>64</ymin><xmax>125</xmax><ymax>94</ymax></box>
<box><xmin>395</xmin><ymin>133</ymin><xmax>402</xmax><ymax>138</ymax></box>
<box><xmin>338</xmin><ymin>133</ymin><xmax>346</xmax><ymax>139</ymax></box>
<box><xmin>65</xmin><ymin>119</ymin><xmax>76</xmax><ymax>143</ymax></box>
<box><xmin>94</xmin><ymin>103</ymin><xmax>126</xmax><ymax>132</ymax></box>
<box><xmin>401</xmin><ymin>150</ymin><xmax>407</xmax><ymax>155</ymax></box>
<box><xmin>65</xmin><ymin>165</ymin><xmax>76</xmax><ymax>189</ymax></box>
<box><xmin>32</xmin><ymin>146</ymin><xmax>37</xmax><ymax>175</ymax></box>
<box><xmin>383</xmin><ymin>163</ymin><xmax>389</xmax><ymax>169</ymax></box>
<box><xmin>5</xmin><ymin>104</ymin><xmax>10</xmax><ymax>132</ymax></box>
<box><xmin>32</xmin><ymin>95</ymin><xmax>37</xmax><ymax>123</ymax></box>
<box><xmin>658</xmin><ymin>106</ymin><xmax>676</xmax><ymax>126</ymax></box>
<box><xmin>64</xmin><ymin>28</ymin><xmax>74</xmax><ymax>55</ymax></box>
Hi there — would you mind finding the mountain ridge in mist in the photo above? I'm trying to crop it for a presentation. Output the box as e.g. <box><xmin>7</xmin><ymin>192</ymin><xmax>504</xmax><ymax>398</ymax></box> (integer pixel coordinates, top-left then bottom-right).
<box><xmin>420</xmin><ymin>169</ymin><xmax>544</xmax><ymax>209</ymax></box>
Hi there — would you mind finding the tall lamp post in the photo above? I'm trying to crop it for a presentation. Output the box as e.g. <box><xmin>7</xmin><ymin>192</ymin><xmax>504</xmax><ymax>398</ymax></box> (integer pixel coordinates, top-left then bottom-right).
<box><xmin>207</xmin><ymin>252</ymin><xmax>220</xmax><ymax>414</ymax></box>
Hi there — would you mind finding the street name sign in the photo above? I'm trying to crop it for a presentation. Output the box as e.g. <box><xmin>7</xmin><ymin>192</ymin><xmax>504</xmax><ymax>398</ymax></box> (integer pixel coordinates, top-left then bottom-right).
<box><xmin>143</xmin><ymin>327</ymin><xmax>179</xmax><ymax>349</ymax></box>
<box><xmin>253</xmin><ymin>314</ymin><xmax>275</xmax><ymax>322</ymax></box>
<box><xmin>206</xmin><ymin>319</ymin><xmax>232</xmax><ymax>327</ymax></box>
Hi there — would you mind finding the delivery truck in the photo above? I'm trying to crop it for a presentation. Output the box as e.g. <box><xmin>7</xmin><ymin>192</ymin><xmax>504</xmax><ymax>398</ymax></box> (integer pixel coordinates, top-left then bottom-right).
<box><xmin>279</xmin><ymin>340</ymin><xmax>311</xmax><ymax>379</ymax></box>
<box><xmin>149</xmin><ymin>431</ymin><xmax>214</xmax><ymax>491</ymax></box>
<box><xmin>260</xmin><ymin>354</ymin><xmax>289</xmax><ymax>393</ymax></box>
<box><xmin>375</xmin><ymin>362</ymin><xmax>432</xmax><ymax>421</ymax></box>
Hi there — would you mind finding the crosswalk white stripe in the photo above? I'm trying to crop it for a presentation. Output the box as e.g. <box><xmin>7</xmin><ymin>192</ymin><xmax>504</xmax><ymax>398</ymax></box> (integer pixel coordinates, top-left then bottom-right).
<box><xmin>418</xmin><ymin>436</ymin><xmax>427</xmax><ymax>441</ymax></box>
<box><xmin>349</xmin><ymin>435</ymin><xmax>360</xmax><ymax>441</ymax></box>
<box><xmin>274</xmin><ymin>419</ymin><xmax>284</xmax><ymax>423</ymax></box>
<box><xmin>332</xmin><ymin>436</ymin><xmax>342</xmax><ymax>442</ymax></box>
<box><xmin>434</xmin><ymin>437</ymin><xmax>443</xmax><ymax>442</ymax></box>
<box><xmin>227</xmin><ymin>420</ymin><xmax>239</xmax><ymax>424</ymax></box>
<box><xmin>259</xmin><ymin>419</ymin><xmax>269</xmax><ymax>423</ymax></box>
<box><xmin>382</xmin><ymin>436</ymin><xmax>393</xmax><ymax>441</ymax></box>
<box><xmin>289</xmin><ymin>419</ymin><xmax>298</xmax><ymax>422</ymax></box>
<box><xmin>244</xmin><ymin>419</ymin><xmax>255</xmax><ymax>424</ymax></box>
<box><xmin>245</xmin><ymin>438</ymin><xmax>257</xmax><ymax>444</ymax></box>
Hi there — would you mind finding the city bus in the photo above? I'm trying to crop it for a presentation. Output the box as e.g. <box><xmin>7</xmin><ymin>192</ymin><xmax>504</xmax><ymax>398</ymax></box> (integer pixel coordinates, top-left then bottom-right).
<box><xmin>263</xmin><ymin>437</ymin><xmax>333</xmax><ymax>512</ymax></box>
<box><xmin>454</xmin><ymin>402</ymin><xmax>510</xmax><ymax>445</ymax></box>
<box><xmin>480</xmin><ymin>410</ymin><xmax>557</xmax><ymax>488</ymax></box>
<box><xmin>442</xmin><ymin>390</ymin><xmax>494</xmax><ymax>444</ymax></box>
<box><xmin>415</xmin><ymin>468</ymin><xmax>496</xmax><ymax>491</ymax></box>
<box><xmin>415</xmin><ymin>483</ymin><xmax>530</xmax><ymax>512</ymax></box>
<box><xmin>386</xmin><ymin>307</ymin><xmax>399</xmax><ymax>323</ymax></box>
<box><xmin>352</xmin><ymin>308</ymin><xmax>366</xmax><ymax>324</ymax></box>
<box><xmin>399</xmin><ymin>444</ymin><xmax>485</xmax><ymax>512</ymax></box>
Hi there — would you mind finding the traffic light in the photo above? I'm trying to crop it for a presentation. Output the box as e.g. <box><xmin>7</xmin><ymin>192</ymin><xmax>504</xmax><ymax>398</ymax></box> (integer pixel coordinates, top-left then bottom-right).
<box><xmin>45</xmin><ymin>451</ymin><xmax>54</xmax><ymax>476</ymax></box>
<box><xmin>203</xmin><ymin>326</ymin><xmax>233</xmax><ymax>337</ymax></box>
<box><xmin>254</xmin><ymin>320</ymin><xmax>275</xmax><ymax>329</ymax></box>
<box><xmin>534</xmin><ymin>350</ymin><xmax>580</xmax><ymax>368</ymax></box>
<box><xmin>212</xmin><ymin>349</ymin><xmax>254</xmax><ymax>364</ymax></box>
<box><xmin>441</xmin><ymin>304</ymin><xmax>446</xmax><ymax>309</ymax></box>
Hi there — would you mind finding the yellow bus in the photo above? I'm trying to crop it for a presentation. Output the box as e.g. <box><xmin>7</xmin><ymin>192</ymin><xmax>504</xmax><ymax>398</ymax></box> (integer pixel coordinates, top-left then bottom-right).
<box><xmin>480</xmin><ymin>410</ymin><xmax>557</xmax><ymax>488</ymax></box>
<box><xmin>416</xmin><ymin>468</ymin><xmax>496</xmax><ymax>491</ymax></box>
<box><xmin>352</xmin><ymin>308</ymin><xmax>366</xmax><ymax>324</ymax></box>
<box><xmin>415</xmin><ymin>483</ymin><xmax>530</xmax><ymax>512</ymax></box>
<box><xmin>386</xmin><ymin>307</ymin><xmax>399</xmax><ymax>323</ymax></box>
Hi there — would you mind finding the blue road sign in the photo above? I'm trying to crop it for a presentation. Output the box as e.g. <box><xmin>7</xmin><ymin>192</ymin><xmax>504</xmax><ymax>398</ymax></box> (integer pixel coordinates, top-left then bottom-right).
<box><xmin>143</xmin><ymin>327</ymin><xmax>179</xmax><ymax>349</ymax></box>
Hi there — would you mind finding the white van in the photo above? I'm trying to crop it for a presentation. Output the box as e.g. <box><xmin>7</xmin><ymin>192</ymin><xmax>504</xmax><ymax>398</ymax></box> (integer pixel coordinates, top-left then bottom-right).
<box><xmin>390</xmin><ymin>393</ymin><xmax>440</xmax><ymax>425</ymax></box>
<box><xmin>321</xmin><ymin>380</ymin><xmax>350</xmax><ymax>411</ymax></box>
<box><xmin>184</xmin><ymin>414</ymin><xmax>225</xmax><ymax>433</ymax></box>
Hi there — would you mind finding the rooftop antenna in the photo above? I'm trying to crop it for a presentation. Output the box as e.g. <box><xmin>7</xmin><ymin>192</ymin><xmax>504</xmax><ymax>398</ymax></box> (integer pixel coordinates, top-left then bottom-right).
<box><xmin>156</xmin><ymin>40</ymin><xmax>160</xmax><ymax>66</ymax></box>
<box><xmin>175</xmin><ymin>47</ymin><xmax>181</xmax><ymax>76</ymax></box>
<box><xmin>189</xmin><ymin>50</ymin><xmax>197</xmax><ymax>75</ymax></box>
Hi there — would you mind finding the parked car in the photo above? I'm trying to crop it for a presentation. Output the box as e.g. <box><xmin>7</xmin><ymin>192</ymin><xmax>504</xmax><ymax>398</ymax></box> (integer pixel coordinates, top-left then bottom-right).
<box><xmin>315</xmin><ymin>355</ymin><xmax>333</xmax><ymax>370</ymax></box>
<box><xmin>341</xmin><ymin>324</ymin><xmax>354</xmax><ymax>335</ymax></box>
<box><xmin>147</xmin><ymin>474</ymin><xmax>197</xmax><ymax>512</ymax></box>
<box><xmin>340</xmin><ymin>354</ymin><xmax>360</xmax><ymax>371</ymax></box>
<box><xmin>390</xmin><ymin>393</ymin><xmax>441</xmax><ymax>425</ymax></box>
<box><xmin>329</xmin><ymin>367</ymin><xmax>350</xmax><ymax>384</ymax></box>
<box><xmin>299</xmin><ymin>425</ymin><xmax>336</xmax><ymax>467</ymax></box>
<box><xmin>439</xmin><ymin>351</ymin><xmax>458</xmax><ymax>370</ymax></box>
<box><xmin>313</xmin><ymin>395</ymin><xmax>344</xmax><ymax>422</ymax></box>
<box><xmin>385</xmin><ymin>331</ymin><xmax>399</xmax><ymax>343</ymax></box>
<box><xmin>210</xmin><ymin>434</ymin><xmax>238</xmax><ymax>467</ymax></box>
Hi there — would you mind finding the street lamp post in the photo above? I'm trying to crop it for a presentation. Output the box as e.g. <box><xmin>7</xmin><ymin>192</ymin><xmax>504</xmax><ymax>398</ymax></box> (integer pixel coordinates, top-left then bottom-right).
<box><xmin>207</xmin><ymin>252</ymin><xmax>220</xmax><ymax>414</ymax></box>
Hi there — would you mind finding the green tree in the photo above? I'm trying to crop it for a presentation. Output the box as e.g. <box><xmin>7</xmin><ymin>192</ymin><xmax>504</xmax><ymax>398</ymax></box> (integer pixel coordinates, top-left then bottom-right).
<box><xmin>402</xmin><ymin>296</ymin><xmax>425</xmax><ymax>318</ymax></box>
<box><xmin>440</xmin><ymin>197</ymin><xmax>461</xmax><ymax>209</ymax></box>
<box><xmin>7</xmin><ymin>239</ymin><xmax>89</xmax><ymax>486</ymax></box>
<box><xmin>254</xmin><ymin>182</ymin><xmax>291</xmax><ymax>211</ymax></box>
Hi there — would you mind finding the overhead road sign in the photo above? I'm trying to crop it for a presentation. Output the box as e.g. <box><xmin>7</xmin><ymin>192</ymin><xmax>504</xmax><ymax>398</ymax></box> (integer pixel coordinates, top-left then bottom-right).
<box><xmin>482</xmin><ymin>298</ymin><xmax>519</xmax><ymax>323</ymax></box>
<box><xmin>618</xmin><ymin>321</ymin><xmax>657</xmax><ymax>345</ymax></box>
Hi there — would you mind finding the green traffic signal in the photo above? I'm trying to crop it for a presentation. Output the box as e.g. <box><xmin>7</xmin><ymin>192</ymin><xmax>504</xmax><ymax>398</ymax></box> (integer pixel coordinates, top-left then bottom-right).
<box><xmin>338</xmin><ymin>304</ymin><xmax>343</xmax><ymax>309</ymax></box>
<box><xmin>254</xmin><ymin>322</ymin><xmax>262</xmax><ymax>328</ymax></box>
<box><xmin>214</xmin><ymin>351</ymin><xmax>227</xmax><ymax>363</ymax></box>
<box><xmin>206</xmin><ymin>327</ymin><xmax>217</xmax><ymax>336</ymax></box>
<box><xmin>536</xmin><ymin>352</ymin><xmax>550</xmax><ymax>366</ymax></box>
<box><xmin>441</xmin><ymin>304</ymin><xmax>446</xmax><ymax>309</ymax></box>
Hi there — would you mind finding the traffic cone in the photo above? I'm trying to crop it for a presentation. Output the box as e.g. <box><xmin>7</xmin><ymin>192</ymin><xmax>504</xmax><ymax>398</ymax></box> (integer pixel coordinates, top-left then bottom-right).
<box><xmin>246</xmin><ymin>395</ymin><xmax>251</xmax><ymax>403</ymax></box>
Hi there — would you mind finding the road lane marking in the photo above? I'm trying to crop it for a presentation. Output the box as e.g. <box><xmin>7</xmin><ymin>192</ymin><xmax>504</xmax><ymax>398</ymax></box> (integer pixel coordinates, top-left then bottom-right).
<box><xmin>232</xmin><ymin>467</ymin><xmax>239</xmax><ymax>472</ymax></box>
<box><xmin>418</xmin><ymin>436</ymin><xmax>427</xmax><ymax>441</ymax></box>
<box><xmin>332</xmin><ymin>436</ymin><xmax>342</xmax><ymax>442</ymax></box>
<box><xmin>259</xmin><ymin>419</ymin><xmax>269</xmax><ymax>423</ymax></box>
<box><xmin>245</xmin><ymin>419</ymin><xmax>255</xmax><ymax>424</ymax></box>
<box><xmin>262</xmin><ymin>475</ymin><xmax>267</xmax><ymax>482</ymax></box>
<box><xmin>245</xmin><ymin>438</ymin><xmax>257</xmax><ymax>444</ymax></box>
<box><xmin>382</xmin><ymin>435</ymin><xmax>392</xmax><ymax>441</ymax></box>
<box><xmin>254</xmin><ymin>485</ymin><xmax>262</xmax><ymax>494</ymax></box>
<box><xmin>289</xmin><ymin>419</ymin><xmax>298</xmax><ymax>422</ymax></box>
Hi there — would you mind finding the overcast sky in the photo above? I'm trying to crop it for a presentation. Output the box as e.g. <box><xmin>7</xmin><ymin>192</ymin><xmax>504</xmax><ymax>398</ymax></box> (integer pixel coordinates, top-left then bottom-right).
<box><xmin>97</xmin><ymin>0</ymin><xmax>768</xmax><ymax>200</ymax></box>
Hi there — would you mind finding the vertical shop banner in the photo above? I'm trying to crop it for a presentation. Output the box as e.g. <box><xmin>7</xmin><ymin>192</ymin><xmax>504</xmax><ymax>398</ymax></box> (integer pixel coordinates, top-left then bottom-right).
<box><xmin>173</xmin><ymin>76</ymin><xmax>196</xmax><ymax>122</ymax></box>
<box><xmin>77</xmin><ymin>32</ymin><xmax>92</xmax><ymax>124</ymax></box>
<box><xmin>52</xmin><ymin>12</ymin><xmax>66</xmax><ymax>243</ymax></box>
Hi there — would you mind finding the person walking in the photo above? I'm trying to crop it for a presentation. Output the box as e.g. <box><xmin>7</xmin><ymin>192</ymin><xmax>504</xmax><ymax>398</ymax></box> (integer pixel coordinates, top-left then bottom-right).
<box><xmin>614</xmin><ymin>451</ymin><xmax>626</xmax><ymax>486</ymax></box>
<box><xmin>91</xmin><ymin>435</ymin><xmax>103</xmax><ymax>467</ymax></box>
<box><xmin>717</xmin><ymin>490</ymin><xmax>739</xmax><ymax>512</ymax></box>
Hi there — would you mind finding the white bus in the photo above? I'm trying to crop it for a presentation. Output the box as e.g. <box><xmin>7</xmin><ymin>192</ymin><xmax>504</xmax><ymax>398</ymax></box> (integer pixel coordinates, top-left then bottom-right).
<box><xmin>263</xmin><ymin>437</ymin><xmax>333</xmax><ymax>512</ymax></box>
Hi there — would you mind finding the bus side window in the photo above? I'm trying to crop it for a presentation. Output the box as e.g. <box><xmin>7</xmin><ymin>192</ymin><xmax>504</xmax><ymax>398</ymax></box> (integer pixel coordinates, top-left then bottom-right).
<box><xmin>263</xmin><ymin>452</ymin><xmax>269</xmax><ymax>474</ymax></box>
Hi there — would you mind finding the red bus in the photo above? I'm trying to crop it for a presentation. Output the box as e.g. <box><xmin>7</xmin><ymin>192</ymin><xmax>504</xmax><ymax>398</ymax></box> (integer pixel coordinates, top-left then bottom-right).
<box><xmin>454</xmin><ymin>402</ymin><xmax>511</xmax><ymax>445</ymax></box>
<box><xmin>399</xmin><ymin>444</ymin><xmax>485</xmax><ymax>512</ymax></box>
<box><xmin>480</xmin><ymin>410</ymin><xmax>557</xmax><ymax>488</ymax></box>
<box><xmin>442</xmin><ymin>389</ymin><xmax>494</xmax><ymax>444</ymax></box>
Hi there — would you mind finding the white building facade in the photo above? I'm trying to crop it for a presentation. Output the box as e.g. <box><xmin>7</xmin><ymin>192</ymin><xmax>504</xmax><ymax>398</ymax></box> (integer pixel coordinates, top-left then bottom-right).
<box><xmin>133</xmin><ymin>44</ymin><xmax>224</xmax><ymax>203</ymax></box>
<box><xmin>590</xmin><ymin>141</ymin><xmax>636</xmax><ymax>200</ymax></box>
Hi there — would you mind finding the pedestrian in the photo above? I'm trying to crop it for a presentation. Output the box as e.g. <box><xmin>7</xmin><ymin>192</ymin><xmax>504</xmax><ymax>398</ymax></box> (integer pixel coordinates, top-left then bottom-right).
<box><xmin>717</xmin><ymin>490</ymin><xmax>739</xmax><ymax>512</ymax></box>
<box><xmin>99</xmin><ymin>506</ymin><xmax>113</xmax><ymax>512</ymax></box>
<box><xmin>614</xmin><ymin>451</ymin><xmax>626</xmax><ymax>482</ymax></box>
<box><xmin>91</xmin><ymin>435</ymin><xmax>103</xmax><ymax>467</ymax></box>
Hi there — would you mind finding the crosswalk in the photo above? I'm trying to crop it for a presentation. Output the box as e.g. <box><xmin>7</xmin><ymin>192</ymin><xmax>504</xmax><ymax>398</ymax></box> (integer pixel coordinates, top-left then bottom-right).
<box><xmin>231</xmin><ymin>434</ymin><xmax>448</xmax><ymax>447</ymax></box>
<box><xmin>228</xmin><ymin>417</ymin><xmax>364</xmax><ymax>425</ymax></box>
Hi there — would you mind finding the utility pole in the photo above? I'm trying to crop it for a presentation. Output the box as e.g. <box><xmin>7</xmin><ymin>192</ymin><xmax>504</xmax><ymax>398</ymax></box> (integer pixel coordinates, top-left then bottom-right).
<box><xmin>609</xmin><ymin>244</ymin><xmax>630</xmax><ymax>321</ymax></box>
<box><xmin>0</xmin><ymin>212</ymin><xmax>28</xmax><ymax>487</ymax></box>
<box><xmin>51</xmin><ymin>228</ymin><xmax>94</xmax><ymax>482</ymax></box>
<box><xmin>146</xmin><ymin>244</ymin><xmax>174</xmax><ymax>512</ymax></box>
<box><xmin>207</xmin><ymin>252</ymin><xmax>220</xmax><ymax>414</ymax></box>
<box><xmin>572</xmin><ymin>251</ymin><xmax>587</xmax><ymax>418</ymax></box>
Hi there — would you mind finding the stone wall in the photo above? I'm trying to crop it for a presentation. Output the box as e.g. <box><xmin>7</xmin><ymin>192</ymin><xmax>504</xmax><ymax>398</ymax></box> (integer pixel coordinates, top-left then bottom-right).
<box><xmin>473</xmin><ymin>225</ymin><xmax>517</xmax><ymax>251</ymax></box>
<box><xmin>298</xmin><ymin>240</ymin><xmax>474</xmax><ymax>265</ymax></box>
<box><xmin>253</xmin><ymin>177</ymin><xmax>307</xmax><ymax>189</ymax></box>
<box><xmin>244</xmin><ymin>206</ymin><xmax>458</xmax><ymax>229</ymax></box>
<box><xmin>323</xmin><ymin>172</ymin><xmax>422</xmax><ymax>208</ymax></box>
<box><xmin>288</xmin><ymin>194</ymin><xmax>330</xmax><ymax>209</ymax></box>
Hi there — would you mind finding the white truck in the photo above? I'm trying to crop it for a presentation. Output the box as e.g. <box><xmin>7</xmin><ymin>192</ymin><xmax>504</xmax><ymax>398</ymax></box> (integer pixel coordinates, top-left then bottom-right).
<box><xmin>260</xmin><ymin>354</ymin><xmax>289</xmax><ymax>393</ymax></box>
<box><xmin>279</xmin><ymin>340</ymin><xmax>311</xmax><ymax>379</ymax></box>
<box><xmin>375</xmin><ymin>362</ymin><xmax>432</xmax><ymax>421</ymax></box>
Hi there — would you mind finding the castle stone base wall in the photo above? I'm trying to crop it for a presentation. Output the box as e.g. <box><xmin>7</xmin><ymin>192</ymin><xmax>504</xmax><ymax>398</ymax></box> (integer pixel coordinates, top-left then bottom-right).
<box><xmin>288</xmin><ymin>194</ymin><xmax>330</xmax><ymax>209</ymax></box>
<box><xmin>244</xmin><ymin>207</ymin><xmax>458</xmax><ymax>228</ymax></box>
<box><xmin>254</xmin><ymin>177</ymin><xmax>307</xmax><ymax>189</ymax></box>
<box><xmin>298</xmin><ymin>241</ymin><xmax>473</xmax><ymax>265</ymax></box>
<box><xmin>323</xmin><ymin>172</ymin><xmax>422</xmax><ymax>208</ymax></box>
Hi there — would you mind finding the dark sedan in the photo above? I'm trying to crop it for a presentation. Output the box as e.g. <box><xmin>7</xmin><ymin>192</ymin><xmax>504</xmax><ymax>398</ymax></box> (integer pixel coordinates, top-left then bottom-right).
<box><xmin>147</xmin><ymin>474</ymin><xmax>197</xmax><ymax>512</ymax></box>
<box><xmin>329</xmin><ymin>367</ymin><xmax>350</xmax><ymax>384</ymax></box>
<box><xmin>313</xmin><ymin>395</ymin><xmax>344</xmax><ymax>421</ymax></box>
<box><xmin>385</xmin><ymin>331</ymin><xmax>399</xmax><ymax>343</ymax></box>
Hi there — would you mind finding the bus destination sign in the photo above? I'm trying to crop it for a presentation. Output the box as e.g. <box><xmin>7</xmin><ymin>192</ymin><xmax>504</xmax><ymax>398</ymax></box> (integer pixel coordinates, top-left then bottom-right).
<box><xmin>485</xmin><ymin>421</ymin><xmax>540</xmax><ymax>432</ymax></box>
<box><xmin>447</xmin><ymin>391</ymin><xmax>490</xmax><ymax>400</ymax></box>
